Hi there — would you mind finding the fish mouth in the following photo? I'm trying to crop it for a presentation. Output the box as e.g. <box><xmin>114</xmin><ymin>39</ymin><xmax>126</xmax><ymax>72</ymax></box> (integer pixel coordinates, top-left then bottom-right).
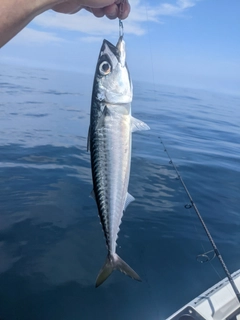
<box><xmin>100</xmin><ymin>36</ymin><xmax>125</xmax><ymax>66</ymax></box>
<box><xmin>101</xmin><ymin>39</ymin><xmax>119</xmax><ymax>58</ymax></box>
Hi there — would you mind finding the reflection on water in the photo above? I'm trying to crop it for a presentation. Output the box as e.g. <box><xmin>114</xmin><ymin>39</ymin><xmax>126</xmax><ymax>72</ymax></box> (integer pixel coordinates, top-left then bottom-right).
<box><xmin>0</xmin><ymin>64</ymin><xmax>240</xmax><ymax>319</ymax></box>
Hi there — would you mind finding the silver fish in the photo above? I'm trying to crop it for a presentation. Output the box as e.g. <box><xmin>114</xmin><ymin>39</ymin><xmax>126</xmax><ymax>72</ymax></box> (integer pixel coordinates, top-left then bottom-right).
<box><xmin>88</xmin><ymin>35</ymin><xmax>149</xmax><ymax>287</ymax></box>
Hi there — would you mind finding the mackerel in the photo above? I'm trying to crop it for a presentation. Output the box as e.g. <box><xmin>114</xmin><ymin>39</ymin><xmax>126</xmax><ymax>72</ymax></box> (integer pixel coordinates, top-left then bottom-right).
<box><xmin>88</xmin><ymin>35</ymin><xmax>149</xmax><ymax>287</ymax></box>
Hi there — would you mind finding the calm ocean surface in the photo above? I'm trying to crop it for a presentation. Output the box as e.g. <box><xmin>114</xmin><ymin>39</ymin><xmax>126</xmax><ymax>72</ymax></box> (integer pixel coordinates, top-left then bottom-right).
<box><xmin>0</xmin><ymin>63</ymin><xmax>239</xmax><ymax>320</ymax></box>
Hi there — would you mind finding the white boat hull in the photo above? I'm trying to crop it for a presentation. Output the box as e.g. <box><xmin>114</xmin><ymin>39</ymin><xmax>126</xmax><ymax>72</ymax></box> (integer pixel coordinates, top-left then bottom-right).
<box><xmin>167</xmin><ymin>269</ymin><xmax>240</xmax><ymax>320</ymax></box>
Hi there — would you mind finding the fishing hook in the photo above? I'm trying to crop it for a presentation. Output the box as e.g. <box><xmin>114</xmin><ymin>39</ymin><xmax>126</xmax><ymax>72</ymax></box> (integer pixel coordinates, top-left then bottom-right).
<box><xmin>119</xmin><ymin>19</ymin><xmax>124</xmax><ymax>38</ymax></box>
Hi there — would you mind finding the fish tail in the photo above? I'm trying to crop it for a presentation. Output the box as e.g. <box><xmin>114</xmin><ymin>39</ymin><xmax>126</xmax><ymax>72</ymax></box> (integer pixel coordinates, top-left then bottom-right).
<box><xmin>95</xmin><ymin>253</ymin><xmax>141</xmax><ymax>287</ymax></box>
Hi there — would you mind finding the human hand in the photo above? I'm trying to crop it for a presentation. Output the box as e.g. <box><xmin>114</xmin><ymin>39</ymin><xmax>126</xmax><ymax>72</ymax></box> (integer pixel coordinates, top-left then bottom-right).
<box><xmin>0</xmin><ymin>0</ymin><xmax>130</xmax><ymax>48</ymax></box>
<box><xmin>52</xmin><ymin>0</ymin><xmax>130</xmax><ymax>20</ymax></box>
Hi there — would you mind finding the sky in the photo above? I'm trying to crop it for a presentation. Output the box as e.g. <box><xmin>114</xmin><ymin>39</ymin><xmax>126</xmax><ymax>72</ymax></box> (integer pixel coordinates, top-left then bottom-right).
<box><xmin>1</xmin><ymin>0</ymin><xmax>240</xmax><ymax>95</ymax></box>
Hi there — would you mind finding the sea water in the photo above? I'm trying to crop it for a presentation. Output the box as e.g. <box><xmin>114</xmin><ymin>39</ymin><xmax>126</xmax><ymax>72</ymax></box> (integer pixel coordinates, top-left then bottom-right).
<box><xmin>0</xmin><ymin>63</ymin><xmax>240</xmax><ymax>320</ymax></box>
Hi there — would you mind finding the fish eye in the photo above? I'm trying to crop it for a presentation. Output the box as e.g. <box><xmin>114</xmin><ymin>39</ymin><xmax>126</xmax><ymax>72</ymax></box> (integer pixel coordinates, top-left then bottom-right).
<box><xmin>99</xmin><ymin>61</ymin><xmax>111</xmax><ymax>75</ymax></box>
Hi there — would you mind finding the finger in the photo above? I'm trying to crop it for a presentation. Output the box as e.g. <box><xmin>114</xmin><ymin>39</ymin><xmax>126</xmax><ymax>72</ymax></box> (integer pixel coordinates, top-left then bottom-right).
<box><xmin>52</xmin><ymin>3</ymin><xmax>83</xmax><ymax>14</ymax></box>
<box><xmin>89</xmin><ymin>7</ymin><xmax>105</xmax><ymax>18</ymax></box>
<box><xmin>52</xmin><ymin>1</ymin><xmax>116</xmax><ymax>13</ymax></box>
<box><xmin>103</xmin><ymin>4</ymin><xmax>118</xmax><ymax>19</ymax></box>
<box><xmin>118</xmin><ymin>0</ymin><xmax>130</xmax><ymax>20</ymax></box>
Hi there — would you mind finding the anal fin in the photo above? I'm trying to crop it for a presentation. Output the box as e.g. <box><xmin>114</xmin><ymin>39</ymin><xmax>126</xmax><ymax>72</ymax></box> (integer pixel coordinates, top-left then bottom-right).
<box><xmin>124</xmin><ymin>192</ymin><xmax>135</xmax><ymax>211</ymax></box>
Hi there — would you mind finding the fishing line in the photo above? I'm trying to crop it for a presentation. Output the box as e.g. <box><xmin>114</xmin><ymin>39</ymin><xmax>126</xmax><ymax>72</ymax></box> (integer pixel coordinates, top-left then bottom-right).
<box><xmin>144</xmin><ymin>4</ymin><xmax>156</xmax><ymax>90</ymax></box>
<box><xmin>143</xmin><ymin>2</ymin><xmax>240</xmax><ymax>303</ymax></box>
<box><xmin>143</xmin><ymin>1</ymin><xmax>208</xmax><ymax>259</ymax></box>
<box><xmin>119</xmin><ymin>19</ymin><xmax>124</xmax><ymax>37</ymax></box>
<box><xmin>159</xmin><ymin>137</ymin><xmax>240</xmax><ymax>302</ymax></box>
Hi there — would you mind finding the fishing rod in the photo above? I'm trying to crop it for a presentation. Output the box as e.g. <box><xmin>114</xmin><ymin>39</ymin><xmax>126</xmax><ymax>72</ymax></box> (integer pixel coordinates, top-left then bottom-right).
<box><xmin>158</xmin><ymin>136</ymin><xmax>240</xmax><ymax>303</ymax></box>
<box><xmin>142</xmin><ymin>0</ymin><xmax>240</xmax><ymax>303</ymax></box>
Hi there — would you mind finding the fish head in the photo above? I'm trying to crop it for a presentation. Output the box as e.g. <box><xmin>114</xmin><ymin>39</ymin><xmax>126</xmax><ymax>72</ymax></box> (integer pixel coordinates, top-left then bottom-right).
<box><xmin>94</xmin><ymin>36</ymin><xmax>132</xmax><ymax>104</ymax></box>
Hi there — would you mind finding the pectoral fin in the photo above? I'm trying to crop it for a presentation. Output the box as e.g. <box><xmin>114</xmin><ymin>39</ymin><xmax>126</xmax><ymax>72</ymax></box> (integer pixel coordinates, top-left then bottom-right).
<box><xmin>131</xmin><ymin>116</ymin><xmax>150</xmax><ymax>132</ymax></box>
<box><xmin>96</xmin><ymin>106</ymin><xmax>111</xmax><ymax>130</ymax></box>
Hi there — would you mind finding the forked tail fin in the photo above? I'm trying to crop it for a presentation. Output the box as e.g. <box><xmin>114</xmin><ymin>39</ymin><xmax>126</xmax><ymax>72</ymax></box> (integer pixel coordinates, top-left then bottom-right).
<box><xmin>95</xmin><ymin>253</ymin><xmax>141</xmax><ymax>287</ymax></box>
